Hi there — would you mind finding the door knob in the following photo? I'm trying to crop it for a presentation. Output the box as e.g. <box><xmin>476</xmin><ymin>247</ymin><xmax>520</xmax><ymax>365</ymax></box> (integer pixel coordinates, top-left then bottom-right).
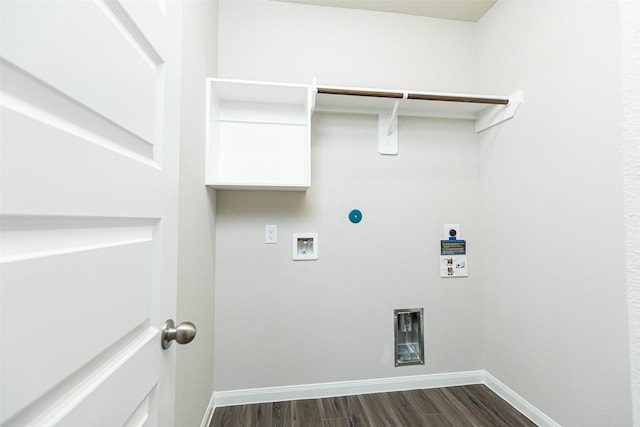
<box><xmin>161</xmin><ymin>319</ymin><xmax>196</xmax><ymax>349</ymax></box>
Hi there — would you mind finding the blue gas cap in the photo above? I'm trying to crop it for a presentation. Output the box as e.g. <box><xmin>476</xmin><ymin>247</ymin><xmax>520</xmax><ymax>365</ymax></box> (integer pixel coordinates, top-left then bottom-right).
<box><xmin>349</xmin><ymin>209</ymin><xmax>362</xmax><ymax>224</ymax></box>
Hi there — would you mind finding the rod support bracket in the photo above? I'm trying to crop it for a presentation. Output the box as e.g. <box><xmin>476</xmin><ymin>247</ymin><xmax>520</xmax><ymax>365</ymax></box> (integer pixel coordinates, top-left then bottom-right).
<box><xmin>378</xmin><ymin>92</ymin><xmax>407</xmax><ymax>155</ymax></box>
<box><xmin>475</xmin><ymin>90</ymin><xmax>524</xmax><ymax>133</ymax></box>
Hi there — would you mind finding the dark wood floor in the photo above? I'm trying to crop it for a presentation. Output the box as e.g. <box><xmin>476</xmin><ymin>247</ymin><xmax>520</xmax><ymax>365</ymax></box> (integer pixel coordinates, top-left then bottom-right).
<box><xmin>210</xmin><ymin>384</ymin><xmax>537</xmax><ymax>426</ymax></box>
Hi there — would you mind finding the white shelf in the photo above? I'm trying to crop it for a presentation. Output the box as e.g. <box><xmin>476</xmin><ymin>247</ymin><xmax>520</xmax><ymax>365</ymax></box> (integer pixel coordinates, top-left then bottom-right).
<box><xmin>206</xmin><ymin>78</ymin><xmax>313</xmax><ymax>191</ymax></box>
<box><xmin>313</xmin><ymin>84</ymin><xmax>523</xmax><ymax>131</ymax></box>
<box><xmin>206</xmin><ymin>78</ymin><xmax>522</xmax><ymax>190</ymax></box>
<box><xmin>313</xmin><ymin>84</ymin><xmax>522</xmax><ymax>154</ymax></box>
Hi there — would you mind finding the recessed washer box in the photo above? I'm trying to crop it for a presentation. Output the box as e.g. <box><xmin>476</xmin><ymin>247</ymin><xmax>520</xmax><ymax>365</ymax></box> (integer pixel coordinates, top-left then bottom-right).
<box><xmin>292</xmin><ymin>233</ymin><xmax>318</xmax><ymax>260</ymax></box>
<box><xmin>394</xmin><ymin>308</ymin><xmax>424</xmax><ymax>367</ymax></box>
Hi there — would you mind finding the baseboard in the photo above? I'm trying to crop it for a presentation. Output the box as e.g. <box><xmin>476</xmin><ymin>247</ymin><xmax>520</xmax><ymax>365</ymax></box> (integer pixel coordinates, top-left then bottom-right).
<box><xmin>213</xmin><ymin>370</ymin><xmax>484</xmax><ymax>408</ymax></box>
<box><xmin>200</xmin><ymin>393</ymin><xmax>215</xmax><ymax>427</ymax></box>
<box><xmin>205</xmin><ymin>369</ymin><xmax>562</xmax><ymax>426</ymax></box>
<box><xmin>483</xmin><ymin>371</ymin><xmax>560</xmax><ymax>427</ymax></box>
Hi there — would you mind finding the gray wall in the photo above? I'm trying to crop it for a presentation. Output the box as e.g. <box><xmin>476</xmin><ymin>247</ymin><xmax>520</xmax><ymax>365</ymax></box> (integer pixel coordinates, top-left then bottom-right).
<box><xmin>209</xmin><ymin>0</ymin><xmax>637</xmax><ymax>425</ymax></box>
<box><xmin>214</xmin><ymin>0</ymin><xmax>483</xmax><ymax>391</ymax></box>
<box><xmin>215</xmin><ymin>114</ymin><xmax>482</xmax><ymax>389</ymax></box>
<box><xmin>476</xmin><ymin>1</ymin><xmax>632</xmax><ymax>426</ymax></box>
<box><xmin>177</xmin><ymin>1</ymin><xmax>217</xmax><ymax>425</ymax></box>
<box><xmin>217</xmin><ymin>0</ymin><xmax>476</xmax><ymax>90</ymax></box>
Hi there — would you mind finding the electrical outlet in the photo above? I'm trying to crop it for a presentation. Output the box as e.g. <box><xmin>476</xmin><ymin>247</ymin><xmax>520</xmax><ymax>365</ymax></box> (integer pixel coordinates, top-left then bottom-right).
<box><xmin>265</xmin><ymin>225</ymin><xmax>277</xmax><ymax>244</ymax></box>
<box><xmin>444</xmin><ymin>224</ymin><xmax>461</xmax><ymax>240</ymax></box>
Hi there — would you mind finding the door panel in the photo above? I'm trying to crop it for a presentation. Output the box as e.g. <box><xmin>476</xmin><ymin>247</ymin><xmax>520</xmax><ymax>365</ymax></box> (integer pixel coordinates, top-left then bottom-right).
<box><xmin>0</xmin><ymin>91</ymin><xmax>160</xmax><ymax>216</ymax></box>
<box><xmin>0</xmin><ymin>1</ymin><xmax>161</xmax><ymax>143</ymax></box>
<box><xmin>1</xmin><ymin>60</ymin><xmax>154</xmax><ymax>163</ymax></box>
<box><xmin>54</xmin><ymin>338</ymin><xmax>160</xmax><ymax>427</ymax></box>
<box><xmin>0</xmin><ymin>1</ymin><xmax>182</xmax><ymax>425</ymax></box>
<box><xmin>2</xmin><ymin>229</ymin><xmax>154</xmax><ymax>419</ymax></box>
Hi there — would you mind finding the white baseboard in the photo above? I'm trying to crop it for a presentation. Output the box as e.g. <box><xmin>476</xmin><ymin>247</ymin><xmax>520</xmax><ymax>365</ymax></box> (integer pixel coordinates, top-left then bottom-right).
<box><xmin>199</xmin><ymin>393</ymin><xmax>215</xmax><ymax>427</ymax></box>
<box><xmin>483</xmin><ymin>371</ymin><xmax>560</xmax><ymax>427</ymax></box>
<box><xmin>202</xmin><ymin>370</ymin><xmax>560</xmax><ymax>427</ymax></box>
<box><xmin>213</xmin><ymin>370</ymin><xmax>484</xmax><ymax>408</ymax></box>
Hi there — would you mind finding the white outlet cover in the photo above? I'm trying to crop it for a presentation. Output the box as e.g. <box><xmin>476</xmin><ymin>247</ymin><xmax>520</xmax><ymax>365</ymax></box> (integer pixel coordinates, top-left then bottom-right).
<box><xmin>265</xmin><ymin>224</ymin><xmax>277</xmax><ymax>244</ymax></box>
<box><xmin>444</xmin><ymin>224</ymin><xmax>461</xmax><ymax>240</ymax></box>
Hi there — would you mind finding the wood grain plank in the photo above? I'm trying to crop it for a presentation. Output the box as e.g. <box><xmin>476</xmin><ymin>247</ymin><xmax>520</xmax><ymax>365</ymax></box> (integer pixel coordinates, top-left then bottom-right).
<box><xmin>319</xmin><ymin>396</ymin><xmax>348</xmax><ymax>419</ymax></box>
<box><xmin>420</xmin><ymin>413</ymin><xmax>457</xmax><ymax>426</ymax></box>
<box><xmin>464</xmin><ymin>385</ymin><xmax>537</xmax><ymax>427</ymax></box>
<box><xmin>422</xmin><ymin>388</ymin><xmax>482</xmax><ymax>426</ymax></box>
<box><xmin>322</xmin><ymin>418</ymin><xmax>350</xmax><ymax>427</ymax></box>
<box><xmin>358</xmin><ymin>392</ymin><xmax>405</xmax><ymax>426</ymax></box>
<box><xmin>445</xmin><ymin>385</ymin><xmax>511</xmax><ymax>426</ymax></box>
<box><xmin>382</xmin><ymin>391</ymin><xmax>434</xmax><ymax>425</ymax></box>
<box><xmin>292</xmin><ymin>399</ymin><xmax>323</xmax><ymax>426</ymax></box>
<box><xmin>210</xmin><ymin>404</ymin><xmax>251</xmax><ymax>427</ymax></box>
<box><xmin>271</xmin><ymin>401</ymin><xmax>293</xmax><ymax>427</ymax></box>
<box><xmin>397</xmin><ymin>389</ymin><xmax>441</xmax><ymax>415</ymax></box>
<box><xmin>343</xmin><ymin>395</ymin><xmax>370</xmax><ymax>426</ymax></box>
<box><xmin>250</xmin><ymin>402</ymin><xmax>275</xmax><ymax>427</ymax></box>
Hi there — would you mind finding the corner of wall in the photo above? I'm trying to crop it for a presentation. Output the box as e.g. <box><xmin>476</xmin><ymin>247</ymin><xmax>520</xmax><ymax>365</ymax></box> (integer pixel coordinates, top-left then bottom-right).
<box><xmin>176</xmin><ymin>0</ymin><xmax>219</xmax><ymax>425</ymax></box>
<box><xmin>476</xmin><ymin>1</ymin><xmax>633</xmax><ymax>425</ymax></box>
<box><xmin>620</xmin><ymin>2</ymin><xmax>640</xmax><ymax>425</ymax></box>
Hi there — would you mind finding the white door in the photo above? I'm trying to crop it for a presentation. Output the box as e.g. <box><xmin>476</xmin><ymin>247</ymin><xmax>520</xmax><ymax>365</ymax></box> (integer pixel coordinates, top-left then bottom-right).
<box><xmin>1</xmin><ymin>1</ymin><xmax>184</xmax><ymax>426</ymax></box>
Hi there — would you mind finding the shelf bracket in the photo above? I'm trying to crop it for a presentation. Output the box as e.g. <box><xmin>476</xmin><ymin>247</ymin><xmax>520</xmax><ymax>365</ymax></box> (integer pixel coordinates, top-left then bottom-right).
<box><xmin>378</xmin><ymin>92</ymin><xmax>408</xmax><ymax>155</ymax></box>
<box><xmin>310</xmin><ymin>77</ymin><xmax>318</xmax><ymax>113</ymax></box>
<box><xmin>475</xmin><ymin>90</ymin><xmax>524</xmax><ymax>133</ymax></box>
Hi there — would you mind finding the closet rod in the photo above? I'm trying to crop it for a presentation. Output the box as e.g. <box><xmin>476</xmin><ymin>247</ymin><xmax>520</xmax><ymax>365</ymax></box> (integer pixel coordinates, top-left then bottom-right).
<box><xmin>316</xmin><ymin>86</ymin><xmax>509</xmax><ymax>105</ymax></box>
<box><xmin>317</xmin><ymin>87</ymin><xmax>404</xmax><ymax>99</ymax></box>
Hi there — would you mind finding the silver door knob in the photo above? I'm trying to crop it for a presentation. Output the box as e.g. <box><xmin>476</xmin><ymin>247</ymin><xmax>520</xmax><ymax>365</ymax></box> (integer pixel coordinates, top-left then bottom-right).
<box><xmin>161</xmin><ymin>319</ymin><xmax>196</xmax><ymax>349</ymax></box>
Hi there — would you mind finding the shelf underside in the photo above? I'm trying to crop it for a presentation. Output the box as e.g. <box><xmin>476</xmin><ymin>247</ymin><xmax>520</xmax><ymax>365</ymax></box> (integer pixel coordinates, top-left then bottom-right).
<box><xmin>207</xmin><ymin>181</ymin><xmax>310</xmax><ymax>191</ymax></box>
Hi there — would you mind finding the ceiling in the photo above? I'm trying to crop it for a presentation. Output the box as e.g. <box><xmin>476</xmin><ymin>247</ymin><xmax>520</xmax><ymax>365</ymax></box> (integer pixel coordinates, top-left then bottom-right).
<box><xmin>272</xmin><ymin>0</ymin><xmax>497</xmax><ymax>22</ymax></box>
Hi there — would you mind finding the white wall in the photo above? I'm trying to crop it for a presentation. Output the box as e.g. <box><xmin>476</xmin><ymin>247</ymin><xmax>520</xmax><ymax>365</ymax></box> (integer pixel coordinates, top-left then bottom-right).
<box><xmin>212</xmin><ymin>1</ymin><xmax>636</xmax><ymax>424</ymax></box>
<box><xmin>476</xmin><ymin>1</ymin><xmax>632</xmax><ymax>426</ymax></box>
<box><xmin>214</xmin><ymin>0</ymin><xmax>482</xmax><ymax>391</ymax></box>
<box><xmin>177</xmin><ymin>1</ymin><xmax>217</xmax><ymax>425</ymax></box>
<box><xmin>620</xmin><ymin>1</ymin><xmax>640</xmax><ymax>425</ymax></box>
<box><xmin>217</xmin><ymin>0</ymin><xmax>476</xmax><ymax>91</ymax></box>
